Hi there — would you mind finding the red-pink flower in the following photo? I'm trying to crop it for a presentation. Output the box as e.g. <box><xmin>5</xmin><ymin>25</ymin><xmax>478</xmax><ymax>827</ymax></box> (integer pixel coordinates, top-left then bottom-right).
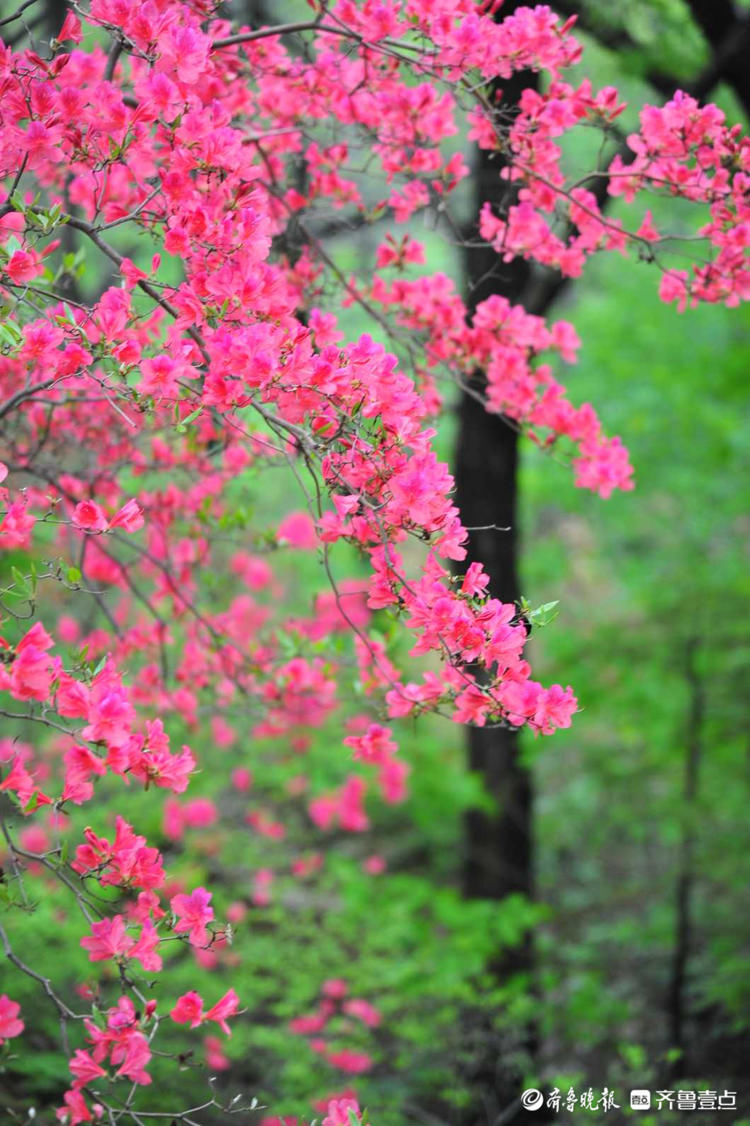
<box><xmin>109</xmin><ymin>499</ymin><xmax>144</xmax><ymax>533</ymax></box>
<box><xmin>6</xmin><ymin>248</ymin><xmax>42</xmax><ymax>284</ymax></box>
<box><xmin>72</xmin><ymin>501</ymin><xmax>108</xmax><ymax>533</ymax></box>
<box><xmin>289</xmin><ymin>1011</ymin><xmax>328</xmax><ymax>1035</ymax></box>
<box><xmin>231</xmin><ymin>767</ymin><xmax>252</xmax><ymax>791</ymax></box>
<box><xmin>327</xmin><ymin>1049</ymin><xmax>373</xmax><ymax>1074</ymax></box>
<box><xmin>323</xmin><ymin>1099</ymin><xmax>365</xmax><ymax>1126</ymax></box>
<box><xmin>343</xmin><ymin>998</ymin><xmax>381</xmax><ymax>1028</ymax></box>
<box><xmin>204</xmin><ymin>1035</ymin><xmax>230</xmax><ymax>1070</ymax></box>
<box><xmin>82</xmin><ymin>665</ymin><xmax>135</xmax><ymax>749</ymax></box>
<box><xmin>0</xmin><ymin>500</ymin><xmax>36</xmax><ymax>549</ymax></box>
<box><xmin>80</xmin><ymin>916</ymin><xmax>134</xmax><ymax>962</ymax></box>
<box><xmin>58</xmin><ymin>10</ymin><xmax>82</xmax><ymax>42</ymax></box>
<box><xmin>63</xmin><ymin>745</ymin><xmax>107</xmax><ymax>805</ymax></box>
<box><xmin>73</xmin><ymin>816</ymin><xmax>165</xmax><ymax>890</ymax></box>
<box><xmin>130</xmin><ymin>722</ymin><xmax>195</xmax><ymax>792</ymax></box>
<box><xmin>56</xmin><ymin>1088</ymin><xmax>100</xmax><ymax>1124</ymax></box>
<box><xmin>344</xmin><ymin>723</ymin><xmax>397</xmax><ymax>764</ymax></box>
<box><xmin>277</xmin><ymin>511</ymin><xmax>318</xmax><ymax>550</ymax></box>
<box><xmin>322</xmin><ymin>979</ymin><xmax>348</xmax><ymax>1000</ymax></box>
<box><xmin>0</xmin><ymin>755</ymin><xmax>52</xmax><ymax>813</ymax></box>
<box><xmin>9</xmin><ymin>622</ymin><xmax>54</xmax><ymax>702</ymax></box>
<box><xmin>171</xmin><ymin>886</ymin><xmax>214</xmax><ymax>946</ymax></box>
<box><xmin>0</xmin><ymin>995</ymin><xmax>24</xmax><ymax>1043</ymax></box>
<box><xmin>204</xmin><ymin>989</ymin><xmax>240</xmax><ymax>1035</ymax></box>
<box><xmin>171</xmin><ymin>989</ymin><xmax>239</xmax><ymax>1036</ymax></box>
<box><xmin>69</xmin><ymin>1049</ymin><xmax>106</xmax><ymax>1089</ymax></box>
<box><xmin>170</xmin><ymin>991</ymin><xmax>204</xmax><ymax>1028</ymax></box>
<box><xmin>130</xmin><ymin>921</ymin><xmax>163</xmax><ymax>972</ymax></box>
<box><xmin>110</xmin><ymin>1028</ymin><xmax>152</xmax><ymax>1084</ymax></box>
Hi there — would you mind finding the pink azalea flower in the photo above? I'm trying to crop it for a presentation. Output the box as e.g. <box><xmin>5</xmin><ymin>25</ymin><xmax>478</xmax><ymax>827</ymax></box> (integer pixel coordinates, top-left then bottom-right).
<box><xmin>277</xmin><ymin>511</ymin><xmax>318</xmax><ymax>550</ymax></box>
<box><xmin>343</xmin><ymin>998</ymin><xmax>381</xmax><ymax>1028</ymax></box>
<box><xmin>204</xmin><ymin>989</ymin><xmax>240</xmax><ymax>1036</ymax></box>
<box><xmin>323</xmin><ymin>1098</ymin><xmax>365</xmax><ymax>1125</ymax></box>
<box><xmin>69</xmin><ymin>1049</ymin><xmax>106</xmax><ymax>1089</ymax></box>
<box><xmin>108</xmin><ymin>498</ymin><xmax>144</xmax><ymax>533</ymax></box>
<box><xmin>327</xmin><ymin>1049</ymin><xmax>373</xmax><ymax>1074</ymax></box>
<box><xmin>0</xmin><ymin>995</ymin><xmax>24</xmax><ymax>1043</ymax></box>
<box><xmin>80</xmin><ymin>916</ymin><xmax>134</xmax><ymax>962</ymax></box>
<box><xmin>170</xmin><ymin>887</ymin><xmax>214</xmax><ymax>947</ymax></box>
<box><xmin>171</xmin><ymin>989</ymin><xmax>239</xmax><ymax>1036</ymax></box>
<box><xmin>72</xmin><ymin>500</ymin><xmax>108</xmax><ymax>533</ymax></box>
<box><xmin>170</xmin><ymin>991</ymin><xmax>204</xmax><ymax>1029</ymax></box>
<box><xmin>204</xmin><ymin>1035</ymin><xmax>230</xmax><ymax>1070</ymax></box>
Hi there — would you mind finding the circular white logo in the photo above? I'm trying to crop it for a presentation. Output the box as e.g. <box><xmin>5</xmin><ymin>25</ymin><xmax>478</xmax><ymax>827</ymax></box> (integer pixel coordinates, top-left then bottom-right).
<box><xmin>521</xmin><ymin>1089</ymin><xmax>544</xmax><ymax>1111</ymax></box>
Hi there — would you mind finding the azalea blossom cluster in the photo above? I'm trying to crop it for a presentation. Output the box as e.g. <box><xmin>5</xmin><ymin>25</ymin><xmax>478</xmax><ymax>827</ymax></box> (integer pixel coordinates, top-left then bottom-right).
<box><xmin>1</xmin><ymin>0</ymin><xmax>749</xmax><ymax>1120</ymax></box>
<box><xmin>288</xmin><ymin>977</ymin><xmax>381</xmax><ymax>1078</ymax></box>
<box><xmin>477</xmin><ymin>80</ymin><xmax>750</xmax><ymax>305</ymax></box>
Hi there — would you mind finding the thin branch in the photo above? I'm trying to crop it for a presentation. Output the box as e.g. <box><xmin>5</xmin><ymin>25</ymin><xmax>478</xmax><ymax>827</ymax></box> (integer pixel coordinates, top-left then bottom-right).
<box><xmin>0</xmin><ymin>0</ymin><xmax>38</xmax><ymax>29</ymax></box>
<box><xmin>0</xmin><ymin>920</ymin><xmax>79</xmax><ymax>1019</ymax></box>
<box><xmin>0</xmin><ymin>153</ymin><xmax>28</xmax><ymax>220</ymax></box>
<box><xmin>211</xmin><ymin>19</ymin><xmax>326</xmax><ymax>48</ymax></box>
<box><xmin>0</xmin><ymin>377</ymin><xmax>67</xmax><ymax>421</ymax></box>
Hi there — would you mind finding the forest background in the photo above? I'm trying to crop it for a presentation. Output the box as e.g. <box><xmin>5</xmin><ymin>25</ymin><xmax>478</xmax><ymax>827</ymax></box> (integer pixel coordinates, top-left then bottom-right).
<box><xmin>2</xmin><ymin>1</ymin><xmax>750</xmax><ymax>1124</ymax></box>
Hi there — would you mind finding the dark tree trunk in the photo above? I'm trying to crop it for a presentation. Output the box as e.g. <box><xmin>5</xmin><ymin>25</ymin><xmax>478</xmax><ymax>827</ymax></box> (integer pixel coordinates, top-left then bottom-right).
<box><xmin>457</xmin><ymin>389</ymin><xmax>530</xmax><ymax>915</ymax></box>
<box><xmin>42</xmin><ymin>0</ymin><xmax>69</xmax><ymax>39</ymax></box>
<box><xmin>453</xmin><ymin>27</ymin><xmax>547</xmax><ymax>1124</ymax></box>
<box><xmin>456</xmin><ymin>23</ymin><xmax>537</xmax><ymax>952</ymax></box>
<box><xmin>685</xmin><ymin>1</ymin><xmax>750</xmax><ymax>114</ymax></box>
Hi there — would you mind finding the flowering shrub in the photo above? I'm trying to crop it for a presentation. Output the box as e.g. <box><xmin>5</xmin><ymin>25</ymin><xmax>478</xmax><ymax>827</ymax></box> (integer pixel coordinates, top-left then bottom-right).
<box><xmin>0</xmin><ymin>0</ymin><xmax>749</xmax><ymax>1120</ymax></box>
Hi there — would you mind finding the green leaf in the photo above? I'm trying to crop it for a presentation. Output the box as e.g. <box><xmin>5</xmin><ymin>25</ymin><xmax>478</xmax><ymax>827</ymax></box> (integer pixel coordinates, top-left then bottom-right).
<box><xmin>10</xmin><ymin>566</ymin><xmax>31</xmax><ymax>597</ymax></box>
<box><xmin>0</xmin><ymin>320</ymin><xmax>23</xmax><ymax>347</ymax></box>
<box><xmin>527</xmin><ymin>600</ymin><xmax>560</xmax><ymax>628</ymax></box>
<box><xmin>24</xmin><ymin>792</ymin><xmax>41</xmax><ymax>815</ymax></box>
<box><xmin>176</xmin><ymin>405</ymin><xmax>203</xmax><ymax>434</ymax></box>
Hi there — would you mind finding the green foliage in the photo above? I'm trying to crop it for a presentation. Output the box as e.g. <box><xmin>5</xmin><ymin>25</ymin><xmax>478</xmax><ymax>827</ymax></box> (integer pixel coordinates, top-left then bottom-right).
<box><xmin>521</xmin><ymin>183</ymin><xmax>750</xmax><ymax>1093</ymax></box>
